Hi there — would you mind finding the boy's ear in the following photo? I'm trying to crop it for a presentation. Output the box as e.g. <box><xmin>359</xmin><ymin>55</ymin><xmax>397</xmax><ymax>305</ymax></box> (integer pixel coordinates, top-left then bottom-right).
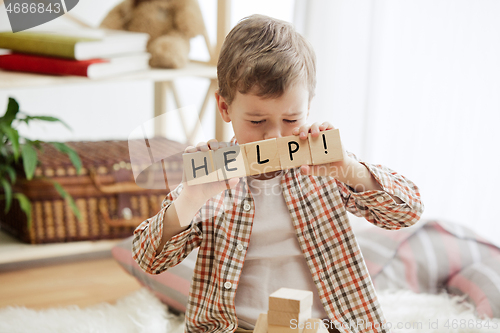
<box><xmin>215</xmin><ymin>90</ymin><xmax>231</xmax><ymax>123</ymax></box>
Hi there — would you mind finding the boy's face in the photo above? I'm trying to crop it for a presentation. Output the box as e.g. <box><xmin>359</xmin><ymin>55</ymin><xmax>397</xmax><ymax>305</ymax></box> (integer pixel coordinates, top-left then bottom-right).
<box><xmin>216</xmin><ymin>82</ymin><xmax>310</xmax><ymax>145</ymax></box>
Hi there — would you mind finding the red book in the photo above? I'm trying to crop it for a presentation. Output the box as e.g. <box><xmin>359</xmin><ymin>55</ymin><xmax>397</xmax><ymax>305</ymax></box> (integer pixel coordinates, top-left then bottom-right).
<box><xmin>0</xmin><ymin>53</ymin><xmax>150</xmax><ymax>79</ymax></box>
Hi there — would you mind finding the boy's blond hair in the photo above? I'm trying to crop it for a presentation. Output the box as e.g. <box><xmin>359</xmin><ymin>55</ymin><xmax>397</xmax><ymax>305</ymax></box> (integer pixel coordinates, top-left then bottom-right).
<box><xmin>217</xmin><ymin>14</ymin><xmax>316</xmax><ymax>105</ymax></box>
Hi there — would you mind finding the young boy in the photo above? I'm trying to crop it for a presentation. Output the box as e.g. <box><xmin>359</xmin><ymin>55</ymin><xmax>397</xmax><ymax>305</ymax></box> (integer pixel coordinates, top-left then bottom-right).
<box><xmin>132</xmin><ymin>15</ymin><xmax>423</xmax><ymax>333</ymax></box>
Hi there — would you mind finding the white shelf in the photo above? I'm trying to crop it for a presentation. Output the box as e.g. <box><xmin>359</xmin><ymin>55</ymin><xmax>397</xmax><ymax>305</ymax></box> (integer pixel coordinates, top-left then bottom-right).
<box><xmin>0</xmin><ymin>62</ymin><xmax>217</xmax><ymax>270</ymax></box>
<box><xmin>0</xmin><ymin>62</ymin><xmax>217</xmax><ymax>89</ymax></box>
<box><xmin>0</xmin><ymin>229</ymin><xmax>123</xmax><ymax>267</ymax></box>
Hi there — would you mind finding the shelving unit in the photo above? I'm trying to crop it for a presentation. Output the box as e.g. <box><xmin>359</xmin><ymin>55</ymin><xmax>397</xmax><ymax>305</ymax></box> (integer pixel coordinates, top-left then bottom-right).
<box><xmin>0</xmin><ymin>62</ymin><xmax>219</xmax><ymax>141</ymax></box>
<box><xmin>0</xmin><ymin>0</ymin><xmax>232</xmax><ymax>267</ymax></box>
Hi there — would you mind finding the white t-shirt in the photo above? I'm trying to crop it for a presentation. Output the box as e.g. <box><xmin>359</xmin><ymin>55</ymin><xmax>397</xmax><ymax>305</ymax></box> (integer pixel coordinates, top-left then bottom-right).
<box><xmin>234</xmin><ymin>173</ymin><xmax>328</xmax><ymax>329</ymax></box>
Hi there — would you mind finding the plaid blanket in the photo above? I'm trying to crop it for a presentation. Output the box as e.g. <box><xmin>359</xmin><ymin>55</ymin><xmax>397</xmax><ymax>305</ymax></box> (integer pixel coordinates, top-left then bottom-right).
<box><xmin>357</xmin><ymin>219</ymin><xmax>500</xmax><ymax>318</ymax></box>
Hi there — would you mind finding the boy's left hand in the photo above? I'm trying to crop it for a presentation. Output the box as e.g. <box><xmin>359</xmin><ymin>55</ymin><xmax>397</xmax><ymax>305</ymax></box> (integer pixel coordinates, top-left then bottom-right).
<box><xmin>292</xmin><ymin>121</ymin><xmax>352</xmax><ymax>178</ymax></box>
<box><xmin>295</xmin><ymin>121</ymin><xmax>391</xmax><ymax>196</ymax></box>
<box><xmin>294</xmin><ymin>122</ymin><xmax>403</xmax><ymax>200</ymax></box>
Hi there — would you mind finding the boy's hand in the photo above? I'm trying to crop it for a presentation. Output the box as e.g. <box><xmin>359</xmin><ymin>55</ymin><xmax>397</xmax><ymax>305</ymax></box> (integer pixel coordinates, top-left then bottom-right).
<box><xmin>181</xmin><ymin>139</ymin><xmax>240</xmax><ymax>202</ymax></box>
<box><xmin>296</xmin><ymin>122</ymin><xmax>387</xmax><ymax>195</ymax></box>
<box><xmin>292</xmin><ymin>121</ymin><xmax>352</xmax><ymax>177</ymax></box>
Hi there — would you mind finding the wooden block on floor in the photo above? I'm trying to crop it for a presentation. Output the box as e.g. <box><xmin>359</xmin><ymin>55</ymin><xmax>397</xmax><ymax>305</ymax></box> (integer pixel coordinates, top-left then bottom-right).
<box><xmin>267</xmin><ymin>308</ymin><xmax>312</xmax><ymax>327</ymax></box>
<box><xmin>269</xmin><ymin>288</ymin><xmax>313</xmax><ymax>313</ymax></box>
<box><xmin>254</xmin><ymin>313</ymin><xmax>268</xmax><ymax>333</ymax></box>
<box><xmin>308</xmin><ymin>129</ymin><xmax>344</xmax><ymax>165</ymax></box>
<box><xmin>182</xmin><ymin>150</ymin><xmax>218</xmax><ymax>185</ymax></box>
<box><xmin>243</xmin><ymin>139</ymin><xmax>281</xmax><ymax>175</ymax></box>
<box><xmin>302</xmin><ymin>319</ymin><xmax>329</xmax><ymax>333</ymax></box>
<box><xmin>213</xmin><ymin>145</ymin><xmax>249</xmax><ymax>180</ymax></box>
<box><xmin>277</xmin><ymin>136</ymin><xmax>312</xmax><ymax>169</ymax></box>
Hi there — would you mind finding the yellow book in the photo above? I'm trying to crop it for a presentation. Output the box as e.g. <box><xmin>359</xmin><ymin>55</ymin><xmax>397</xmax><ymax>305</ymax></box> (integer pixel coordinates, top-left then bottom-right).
<box><xmin>0</xmin><ymin>29</ymin><xmax>149</xmax><ymax>60</ymax></box>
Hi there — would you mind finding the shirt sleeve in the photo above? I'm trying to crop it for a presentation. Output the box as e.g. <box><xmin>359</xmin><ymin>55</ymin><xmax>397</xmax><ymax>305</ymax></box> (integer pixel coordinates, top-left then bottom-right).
<box><xmin>132</xmin><ymin>183</ymin><xmax>203</xmax><ymax>275</ymax></box>
<box><xmin>337</xmin><ymin>152</ymin><xmax>424</xmax><ymax>230</ymax></box>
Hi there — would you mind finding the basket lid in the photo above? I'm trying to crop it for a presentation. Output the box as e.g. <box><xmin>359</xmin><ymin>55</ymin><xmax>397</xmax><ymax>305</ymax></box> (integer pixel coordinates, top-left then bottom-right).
<box><xmin>23</xmin><ymin>137</ymin><xmax>187</xmax><ymax>178</ymax></box>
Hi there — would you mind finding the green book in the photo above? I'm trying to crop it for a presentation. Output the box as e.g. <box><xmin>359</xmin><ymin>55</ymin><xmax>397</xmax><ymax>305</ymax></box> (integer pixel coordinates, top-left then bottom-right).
<box><xmin>0</xmin><ymin>29</ymin><xmax>149</xmax><ymax>60</ymax></box>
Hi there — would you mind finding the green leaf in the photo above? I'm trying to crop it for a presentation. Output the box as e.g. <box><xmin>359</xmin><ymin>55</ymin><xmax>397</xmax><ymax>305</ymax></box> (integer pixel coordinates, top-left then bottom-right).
<box><xmin>0</xmin><ymin>164</ymin><xmax>16</xmax><ymax>183</ymax></box>
<box><xmin>21</xmin><ymin>115</ymin><xmax>72</xmax><ymax>131</ymax></box>
<box><xmin>26</xmin><ymin>139</ymin><xmax>43</xmax><ymax>150</ymax></box>
<box><xmin>14</xmin><ymin>193</ymin><xmax>32</xmax><ymax>229</ymax></box>
<box><xmin>49</xmin><ymin>142</ymin><xmax>82</xmax><ymax>175</ymax></box>
<box><xmin>0</xmin><ymin>146</ymin><xmax>9</xmax><ymax>158</ymax></box>
<box><xmin>1</xmin><ymin>97</ymin><xmax>19</xmax><ymax>126</ymax></box>
<box><xmin>51</xmin><ymin>180</ymin><xmax>82</xmax><ymax>221</ymax></box>
<box><xmin>1</xmin><ymin>178</ymin><xmax>12</xmax><ymax>213</ymax></box>
<box><xmin>0</xmin><ymin>123</ymin><xmax>20</xmax><ymax>161</ymax></box>
<box><xmin>21</xmin><ymin>144</ymin><xmax>38</xmax><ymax>180</ymax></box>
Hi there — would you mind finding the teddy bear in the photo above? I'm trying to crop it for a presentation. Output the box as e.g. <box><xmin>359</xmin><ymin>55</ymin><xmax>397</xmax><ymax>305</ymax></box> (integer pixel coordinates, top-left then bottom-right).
<box><xmin>100</xmin><ymin>0</ymin><xmax>205</xmax><ymax>69</ymax></box>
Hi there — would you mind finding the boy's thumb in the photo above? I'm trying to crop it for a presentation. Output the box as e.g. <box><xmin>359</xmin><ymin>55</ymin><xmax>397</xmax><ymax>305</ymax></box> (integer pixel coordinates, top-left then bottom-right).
<box><xmin>225</xmin><ymin>178</ymin><xmax>240</xmax><ymax>190</ymax></box>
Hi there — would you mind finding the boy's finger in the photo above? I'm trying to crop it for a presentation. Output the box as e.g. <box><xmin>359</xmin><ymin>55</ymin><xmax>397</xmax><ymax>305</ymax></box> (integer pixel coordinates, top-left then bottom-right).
<box><xmin>185</xmin><ymin>145</ymin><xmax>197</xmax><ymax>153</ymax></box>
<box><xmin>196</xmin><ymin>141</ymin><xmax>209</xmax><ymax>152</ymax></box>
<box><xmin>309</xmin><ymin>122</ymin><xmax>321</xmax><ymax>137</ymax></box>
<box><xmin>300</xmin><ymin>165</ymin><xmax>311</xmax><ymax>175</ymax></box>
<box><xmin>207</xmin><ymin>139</ymin><xmax>219</xmax><ymax>150</ymax></box>
<box><xmin>225</xmin><ymin>178</ymin><xmax>239</xmax><ymax>190</ymax></box>
<box><xmin>320</xmin><ymin>122</ymin><xmax>334</xmax><ymax>130</ymax></box>
<box><xmin>297</xmin><ymin>123</ymin><xmax>310</xmax><ymax>139</ymax></box>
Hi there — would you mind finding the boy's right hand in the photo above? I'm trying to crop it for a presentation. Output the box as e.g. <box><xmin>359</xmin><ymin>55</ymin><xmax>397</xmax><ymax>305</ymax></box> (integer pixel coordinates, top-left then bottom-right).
<box><xmin>181</xmin><ymin>139</ymin><xmax>240</xmax><ymax>203</ymax></box>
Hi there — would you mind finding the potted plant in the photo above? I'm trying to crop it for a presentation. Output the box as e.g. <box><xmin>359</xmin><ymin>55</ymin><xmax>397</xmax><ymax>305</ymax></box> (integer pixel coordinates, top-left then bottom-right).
<box><xmin>0</xmin><ymin>97</ymin><xmax>82</xmax><ymax>229</ymax></box>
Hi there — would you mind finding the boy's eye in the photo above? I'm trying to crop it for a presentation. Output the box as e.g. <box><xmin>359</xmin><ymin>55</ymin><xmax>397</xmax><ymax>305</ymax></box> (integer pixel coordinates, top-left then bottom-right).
<box><xmin>250</xmin><ymin>120</ymin><xmax>265</xmax><ymax>124</ymax></box>
<box><xmin>284</xmin><ymin>119</ymin><xmax>297</xmax><ymax>123</ymax></box>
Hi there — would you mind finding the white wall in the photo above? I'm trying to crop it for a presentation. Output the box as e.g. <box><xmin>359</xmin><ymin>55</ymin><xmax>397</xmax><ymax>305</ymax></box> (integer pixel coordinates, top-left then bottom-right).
<box><xmin>365</xmin><ymin>0</ymin><xmax>500</xmax><ymax>246</ymax></box>
<box><xmin>301</xmin><ymin>0</ymin><xmax>500</xmax><ymax>246</ymax></box>
<box><xmin>297</xmin><ymin>0</ymin><xmax>374</xmax><ymax>157</ymax></box>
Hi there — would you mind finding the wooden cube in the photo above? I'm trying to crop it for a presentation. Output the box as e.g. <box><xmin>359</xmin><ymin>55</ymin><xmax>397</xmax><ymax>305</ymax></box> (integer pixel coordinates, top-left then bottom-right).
<box><xmin>254</xmin><ymin>313</ymin><xmax>268</xmax><ymax>333</ymax></box>
<box><xmin>302</xmin><ymin>319</ymin><xmax>329</xmax><ymax>333</ymax></box>
<box><xmin>267</xmin><ymin>309</ymin><xmax>312</xmax><ymax>327</ymax></box>
<box><xmin>276</xmin><ymin>136</ymin><xmax>312</xmax><ymax>169</ymax></box>
<box><xmin>269</xmin><ymin>288</ymin><xmax>313</xmax><ymax>313</ymax></box>
<box><xmin>308</xmin><ymin>129</ymin><xmax>344</xmax><ymax>165</ymax></box>
<box><xmin>213</xmin><ymin>145</ymin><xmax>249</xmax><ymax>180</ymax></box>
<box><xmin>182</xmin><ymin>150</ymin><xmax>218</xmax><ymax>185</ymax></box>
<box><xmin>243</xmin><ymin>139</ymin><xmax>281</xmax><ymax>175</ymax></box>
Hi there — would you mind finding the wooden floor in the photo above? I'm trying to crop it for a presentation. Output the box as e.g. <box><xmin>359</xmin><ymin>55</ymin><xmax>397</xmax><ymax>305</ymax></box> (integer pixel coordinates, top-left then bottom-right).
<box><xmin>0</xmin><ymin>257</ymin><xmax>143</xmax><ymax>309</ymax></box>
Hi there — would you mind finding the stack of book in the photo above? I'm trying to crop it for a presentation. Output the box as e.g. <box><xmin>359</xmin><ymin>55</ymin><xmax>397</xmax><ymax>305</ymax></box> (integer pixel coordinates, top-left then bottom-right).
<box><xmin>0</xmin><ymin>28</ymin><xmax>151</xmax><ymax>79</ymax></box>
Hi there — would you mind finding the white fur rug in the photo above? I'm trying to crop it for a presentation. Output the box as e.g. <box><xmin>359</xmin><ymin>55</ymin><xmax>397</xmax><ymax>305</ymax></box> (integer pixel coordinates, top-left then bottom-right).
<box><xmin>0</xmin><ymin>289</ymin><xmax>185</xmax><ymax>333</ymax></box>
<box><xmin>0</xmin><ymin>288</ymin><xmax>498</xmax><ymax>333</ymax></box>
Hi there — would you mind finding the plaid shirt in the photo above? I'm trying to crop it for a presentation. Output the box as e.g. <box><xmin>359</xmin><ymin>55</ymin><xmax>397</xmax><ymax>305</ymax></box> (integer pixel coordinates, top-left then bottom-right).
<box><xmin>132</xmin><ymin>156</ymin><xmax>423</xmax><ymax>333</ymax></box>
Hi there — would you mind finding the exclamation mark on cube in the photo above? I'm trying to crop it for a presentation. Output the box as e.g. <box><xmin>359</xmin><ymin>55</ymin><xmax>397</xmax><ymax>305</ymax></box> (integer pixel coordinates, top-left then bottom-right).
<box><xmin>322</xmin><ymin>134</ymin><xmax>328</xmax><ymax>154</ymax></box>
<box><xmin>308</xmin><ymin>129</ymin><xmax>344</xmax><ymax>165</ymax></box>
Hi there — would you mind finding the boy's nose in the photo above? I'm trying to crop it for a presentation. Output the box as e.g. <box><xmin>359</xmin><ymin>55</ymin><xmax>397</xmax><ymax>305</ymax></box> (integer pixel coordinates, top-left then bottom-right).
<box><xmin>264</xmin><ymin>131</ymin><xmax>282</xmax><ymax>140</ymax></box>
<box><xmin>263</xmin><ymin>127</ymin><xmax>282</xmax><ymax>140</ymax></box>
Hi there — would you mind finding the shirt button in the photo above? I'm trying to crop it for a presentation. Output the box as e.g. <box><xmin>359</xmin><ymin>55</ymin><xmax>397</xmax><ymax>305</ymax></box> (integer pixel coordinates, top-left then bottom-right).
<box><xmin>376</xmin><ymin>196</ymin><xmax>384</xmax><ymax>203</ymax></box>
<box><xmin>243</xmin><ymin>203</ymin><xmax>251</xmax><ymax>211</ymax></box>
<box><xmin>224</xmin><ymin>281</ymin><xmax>232</xmax><ymax>289</ymax></box>
<box><xmin>236</xmin><ymin>243</ymin><xmax>244</xmax><ymax>251</ymax></box>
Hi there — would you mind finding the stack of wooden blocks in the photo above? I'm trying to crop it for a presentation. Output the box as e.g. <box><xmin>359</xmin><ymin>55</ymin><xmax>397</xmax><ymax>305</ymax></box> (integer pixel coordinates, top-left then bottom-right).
<box><xmin>183</xmin><ymin>129</ymin><xmax>344</xmax><ymax>185</ymax></box>
<box><xmin>253</xmin><ymin>288</ymin><xmax>329</xmax><ymax>333</ymax></box>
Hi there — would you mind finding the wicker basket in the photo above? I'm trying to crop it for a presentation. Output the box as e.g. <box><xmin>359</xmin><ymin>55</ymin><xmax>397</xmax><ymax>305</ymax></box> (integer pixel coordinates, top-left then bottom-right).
<box><xmin>0</xmin><ymin>137</ymin><xmax>186</xmax><ymax>244</ymax></box>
